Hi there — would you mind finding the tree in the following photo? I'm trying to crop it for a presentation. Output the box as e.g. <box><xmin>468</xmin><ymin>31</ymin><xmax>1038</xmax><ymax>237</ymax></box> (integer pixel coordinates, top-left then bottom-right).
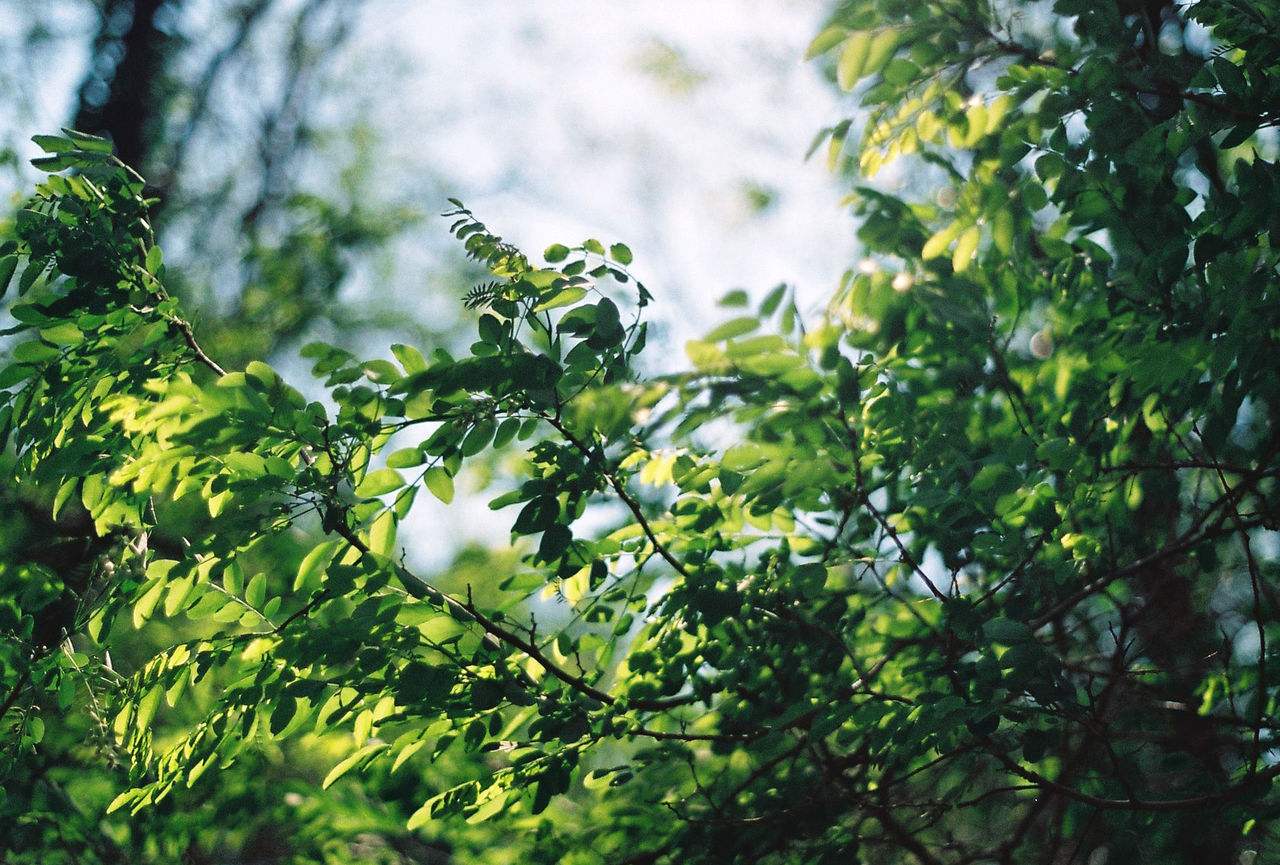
<box><xmin>0</xmin><ymin>4</ymin><xmax>450</xmax><ymax>858</ymax></box>
<box><xmin>1</xmin><ymin>1</ymin><xmax>1278</xmax><ymax>863</ymax></box>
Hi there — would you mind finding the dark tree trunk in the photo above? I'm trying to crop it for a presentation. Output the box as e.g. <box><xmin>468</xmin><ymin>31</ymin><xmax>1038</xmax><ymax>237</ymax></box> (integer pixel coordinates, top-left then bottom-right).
<box><xmin>72</xmin><ymin>0</ymin><xmax>176</xmax><ymax>176</ymax></box>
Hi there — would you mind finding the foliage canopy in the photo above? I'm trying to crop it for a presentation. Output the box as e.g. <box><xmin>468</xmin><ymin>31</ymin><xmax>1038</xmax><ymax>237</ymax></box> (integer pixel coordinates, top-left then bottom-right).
<box><xmin>2</xmin><ymin>1</ymin><xmax>1280</xmax><ymax>863</ymax></box>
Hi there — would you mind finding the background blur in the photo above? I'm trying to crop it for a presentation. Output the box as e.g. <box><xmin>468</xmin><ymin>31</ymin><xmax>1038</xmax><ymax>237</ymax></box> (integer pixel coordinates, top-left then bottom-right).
<box><xmin>0</xmin><ymin>0</ymin><xmax>856</xmax><ymax>564</ymax></box>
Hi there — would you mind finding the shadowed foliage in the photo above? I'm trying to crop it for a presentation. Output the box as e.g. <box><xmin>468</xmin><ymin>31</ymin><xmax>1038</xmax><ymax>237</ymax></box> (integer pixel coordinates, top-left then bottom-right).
<box><xmin>2</xmin><ymin>1</ymin><xmax>1280</xmax><ymax>863</ymax></box>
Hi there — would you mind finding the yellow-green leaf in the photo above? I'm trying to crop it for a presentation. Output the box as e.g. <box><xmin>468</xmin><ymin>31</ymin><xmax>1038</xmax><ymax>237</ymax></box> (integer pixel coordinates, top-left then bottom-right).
<box><xmin>805</xmin><ymin>24</ymin><xmax>848</xmax><ymax>59</ymax></box>
<box><xmin>369</xmin><ymin>509</ymin><xmax>397</xmax><ymax>558</ymax></box>
<box><xmin>992</xmin><ymin>209</ymin><xmax>1015</xmax><ymax>255</ymax></box>
<box><xmin>963</xmin><ymin>103</ymin><xmax>989</xmax><ymax>148</ymax></box>
<box><xmin>862</xmin><ymin>29</ymin><xmax>900</xmax><ymax>77</ymax></box>
<box><xmin>387</xmin><ymin>447</ymin><xmax>425</xmax><ymax>469</ymax></box>
<box><xmin>837</xmin><ymin>33</ymin><xmax>872</xmax><ymax>91</ymax></box>
<box><xmin>356</xmin><ymin>467</ymin><xmax>405</xmax><ymax>498</ymax></box>
<box><xmin>164</xmin><ymin>577</ymin><xmax>195</xmax><ymax>617</ymax></box>
<box><xmin>921</xmin><ymin>221</ymin><xmax>960</xmax><ymax>260</ymax></box>
<box><xmin>106</xmin><ymin>791</ymin><xmax>137</xmax><ymax>814</ymax></box>
<box><xmin>245</xmin><ymin>572</ymin><xmax>267</xmax><ymax>608</ymax></box>
<box><xmin>133</xmin><ymin>579</ymin><xmax>166</xmax><ymax>629</ymax></box>
<box><xmin>952</xmin><ymin>226</ymin><xmax>981</xmax><ymax>272</ymax></box>
<box><xmin>826</xmin><ymin>130</ymin><xmax>846</xmax><ymax>172</ymax></box>
<box><xmin>322</xmin><ymin>742</ymin><xmax>387</xmax><ymax>790</ymax></box>
<box><xmin>295</xmin><ymin>540</ymin><xmax>339</xmax><ymax>592</ymax></box>
<box><xmin>52</xmin><ymin>477</ymin><xmax>78</xmax><ymax>520</ymax></box>
<box><xmin>244</xmin><ymin>360</ymin><xmax>277</xmax><ymax>387</ymax></box>
<box><xmin>534</xmin><ymin>286</ymin><xmax>587</xmax><ymax>312</ymax></box>
<box><xmin>425</xmin><ymin>466</ymin><xmax>454</xmax><ymax>504</ymax></box>
<box><xmin>391</xmin><ymin>342</ymin><xmax>428</xmax><ymax>375</ymax></box>
<box><xmin>392</xmin><ymin>738</ymin><xmax>428</xmax><ymax>773</ymax></box>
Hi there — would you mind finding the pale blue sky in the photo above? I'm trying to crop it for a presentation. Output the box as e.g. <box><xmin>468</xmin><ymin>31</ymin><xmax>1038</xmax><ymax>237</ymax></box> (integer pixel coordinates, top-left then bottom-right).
<box><xmin>352</xmin><ymin>1</ymin><xmax>857</xmax><ymax>340</ymax></box>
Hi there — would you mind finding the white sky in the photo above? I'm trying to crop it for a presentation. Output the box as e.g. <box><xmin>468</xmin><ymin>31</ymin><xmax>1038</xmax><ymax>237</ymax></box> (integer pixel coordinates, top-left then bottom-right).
<box><xmin>346</xmin><ymin>1</ymin><xmax>858</xmax><ymax>566</ymax></box>
<box><xmin>353</xmin><ymin>0</ymin><xmax>856</xmax><ymax>344</ymax></box>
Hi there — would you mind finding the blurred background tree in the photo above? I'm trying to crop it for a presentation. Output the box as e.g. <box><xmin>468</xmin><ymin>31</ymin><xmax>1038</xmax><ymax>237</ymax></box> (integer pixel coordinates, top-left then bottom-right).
<box><xmin>0</xmin><ymin>0</ymin><xmax>444</xmax><ymax>365</ymax></box>
<box><xmin>0</xmin><ymin>3</ymin><xmax>460</xmax><ymax>862</ymax></box>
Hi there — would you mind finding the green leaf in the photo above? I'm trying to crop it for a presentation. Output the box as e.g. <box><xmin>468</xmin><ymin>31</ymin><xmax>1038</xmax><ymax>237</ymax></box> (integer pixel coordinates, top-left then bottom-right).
<box><xmin>461</xmin><ymin>418</ymin><xmax>496</xmax><ymax>456</ymax></box>
<box><xmin>12</xmin><ymin>340</ymin><xmax>58</xmax><ymax>364</ymax></box>
<box><xmin>608</xmin><ymin>243</ymin><xmax>633</xmax><ymax>265</ymax></box>
<box><xmin>26</xmin><ymin>716</ymin><xmax>44</xmax><ymax>744</ymax></box>
<box><xmin>837</xmin><ymin>32</ymin><xmax>872</xmax><ymax>91</ymax></box>
<box><xmin>363</xmin><ymin>359</ymin><xmax>402</xmax><ymax>384</ymax></box>
<box><xmin>356</xmin><ymin>468</ymin><xmax>406</xmax><ymax>498</ymax></box>
<box><xmin>269</xmin><ymin>697</ymin><xmax>299</xmax><ymax>736</ymax></box>
<box><xmin>223</xmin><ymin>562</ymin><xmax>245</xmax><ymax>595</ymax></box>
<box><xmin>705</xmin><ymin>317</ymin><xmax>759</xmax><ymax>342</ymax></box>
<box><xmin>513</xmin><ymin>496</ymin><xmax>558</xmax><ymax>534</ymax></box>
<box><xmin>1036</xmin><ymin>437</ymin><xmax>1073</xmax><ymax>470</ymax></box>
<box><xmin>369</xmin><ymin>509</ymin><xmax>397</xmax><ymax>557</ymax></box>
<box><xmin>62</xmin><ymin>127</ymin><xmax>114</xmax><ymax>153</ymax></box>
<box><xmin>534</xmin><ymin>286</ymin><xmax>587</xmax><ymax>312</ymax></box>
<box><xmin>245</xmin><ymin>572</ymin><xmax>267</xmax><ymax>608</ymax></box>
<box><xmin>16</xmin><ymin>259</ymin><xmax>46</xmax><ymax>295</ymax></box>
<box><xmin>295</xmin><ymin>540</ymin><xmax>340</xmax><ymax>592</ymax></box>
<box><xmin>1220</xmin><ymin>123</ymin><xmax>1256</xmax><ymax>149</ymax></box>
<box><xmin>387</xmin><ymin>447</ymin><xmax>425</xmax><ymax>469</ymax></box>
<box><xmin>478</xmin><ymin>313</ymin><xmax>504</xmax><ymax>344</ymax></box>
<box><xmin>594</xmin><ymin>298</ymin><xmax>621</xmax><ymax>337</ymax></box>
<box><xmin>983</xmin><ymin>617</ymin><xmax>1034</xmax><ymax>644</ymax></box>
<box><xmin>0</xmin><ymin>255</ymin><xmax>17</xmax><ymax>296</ymax></box>
<box><xmin>398</xmin><ymin>662</ymin><xmax>456</xmax><ymax>707</ymax></box>
<box><xmin>492</xmin><ymin>417</ymin><xmax>520</xmax><ymax>449</ymax></box>
<box><xmin>760</xmin><ymin>283</ymin><xmax>787</xmax><ymax>316</ymax></box>
<box><xmin>391</xmin><ymin>343</ymin><xmax>428</xmax><ymax>375</ymax></box>
<box><xmin>1214</xmin><ymin>59</ymin><xmax>1248</xmax><ymax>98</ymax></box>
<box><xmin>882</xmin><ymin>57</ymin><xmax>919</xmax><ymax>85</ymax></box>
<box><xmin>32</xmin><ymin>134</ymin><xmax>75</xmax><ymax>154</ymax></box>
<box><xmin>952</xmin><ymin>226</ymin><xmax>981</xmax><ymax>272</ymax></box>
<box><xmin>30</xmin><ymin>154</ymin><xmax>79</xmax><ymax>172</ymax></box>
<box><xmin>471</xmin><ymin>678</ymin><xmax>503</xmax><ymax>710</ymax></box>
<box><xmin>922</xmin><ymin>221</ymin><xmax>960</xmax><ymax>260</ymax></box>
<box><xmin>525</xmin><ymin>269</ymin><xmax>559</xmax><ymax>289</ymax></box>
<box><xmin>991</xmin><ymin>209</ymin><xmax>1015</xmax><ymax>255</ymax></box>
<box><xmin>970</xmin><ymin>464</ymin><xmax>1014</xmax><ymax>494</ymax></box>
<box><xmin>805</xmin><ymin>25</ymin><xmax>848</xmax><ymax>59</ymax></box>
<box><xmin>322</xmin><ymin>743</ymin><xmax>387</xmax><ymax>790</ymax></box>
<box><xmin>425</xmin><ymin>467</ymin><xmax>454</xmax><ymax>504</ymax></box>
<box><xmin>39</xmin><ymin>322</ymin><xmax>83</xmax><ymax>346</ymax></box>
<box><xmin>544</xmin><ymin>243</ymin><xmax>571</xmax><ymax>263</ymax></box>
<box><xmin>538</xmin><ymin>523</ymin><xmax>573</xmax><ymax>561</ymax></box>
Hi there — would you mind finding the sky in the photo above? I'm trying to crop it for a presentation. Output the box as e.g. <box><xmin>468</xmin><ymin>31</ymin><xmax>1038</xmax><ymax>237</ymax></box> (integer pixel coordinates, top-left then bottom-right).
<box><xmin>352</xmin><ymin>0</ymin><xmax>857</xmax><ymax>345</ymax></box>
